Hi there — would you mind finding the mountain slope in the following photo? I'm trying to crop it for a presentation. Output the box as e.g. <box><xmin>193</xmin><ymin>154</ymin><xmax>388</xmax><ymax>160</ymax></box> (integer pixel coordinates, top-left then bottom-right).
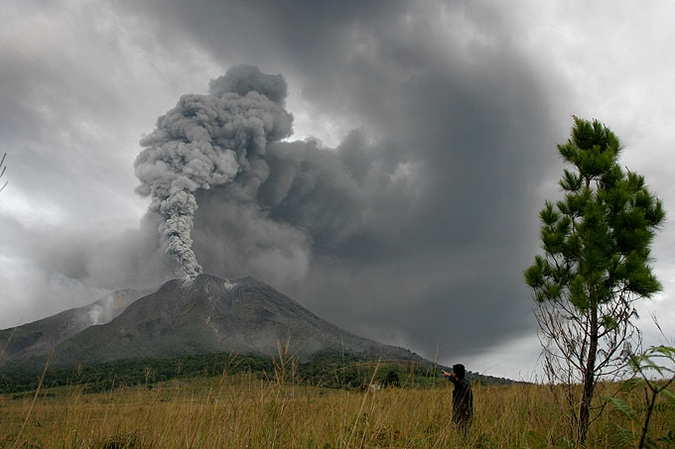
<box><xmin>50</xmin><ymin>274</ymin><xmax>424</xmax><ymax>366</ymax></box>
<box><xmin>0</xmin><ymin>289</ymin><xmax>145</xmax><ymax>366</ymax></box>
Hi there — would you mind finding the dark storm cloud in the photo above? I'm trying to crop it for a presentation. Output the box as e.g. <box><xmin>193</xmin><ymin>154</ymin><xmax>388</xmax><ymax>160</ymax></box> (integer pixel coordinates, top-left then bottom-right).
<box><xmin>112</xmin><ymin>0</ymin><xmax>561</xmax><ymax>361</ymax></box>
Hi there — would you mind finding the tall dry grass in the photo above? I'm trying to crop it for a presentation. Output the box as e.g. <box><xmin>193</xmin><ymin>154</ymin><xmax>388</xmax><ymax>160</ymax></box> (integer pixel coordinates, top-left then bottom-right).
<box><xmin>1</xmin><ymin>371</ymin><xmax>673</xmax><ymax>448</ymax></box>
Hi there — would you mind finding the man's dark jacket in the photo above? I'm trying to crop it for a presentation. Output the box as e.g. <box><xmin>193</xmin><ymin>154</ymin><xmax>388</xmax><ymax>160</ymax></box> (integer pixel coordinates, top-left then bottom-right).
<box><xmin>449</xmin><ymin>377</ymin><xmax>473</xmax><ymax>424</ymax></box>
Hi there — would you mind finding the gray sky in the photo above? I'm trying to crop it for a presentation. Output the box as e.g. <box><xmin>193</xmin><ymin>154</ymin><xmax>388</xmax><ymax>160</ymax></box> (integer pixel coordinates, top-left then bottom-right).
<box><xmin>1</xmin><ymin>0</ymin><xmax>674</xmax><ymax>380</ymax></box>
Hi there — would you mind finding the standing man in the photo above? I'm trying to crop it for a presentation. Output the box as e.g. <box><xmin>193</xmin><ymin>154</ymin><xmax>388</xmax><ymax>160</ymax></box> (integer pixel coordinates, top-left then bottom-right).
<box><xmin>442</xmin><ymin>364</ymin><xmax>473</xmax><ymax>435</ymax></box>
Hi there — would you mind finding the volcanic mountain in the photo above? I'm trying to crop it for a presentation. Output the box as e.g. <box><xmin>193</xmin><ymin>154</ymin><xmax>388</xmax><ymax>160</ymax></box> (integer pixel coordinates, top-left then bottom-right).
<box><xmin>2</xmin><ymin>274</ymin><xmax>424</xmax><ymax>367</ymax></box>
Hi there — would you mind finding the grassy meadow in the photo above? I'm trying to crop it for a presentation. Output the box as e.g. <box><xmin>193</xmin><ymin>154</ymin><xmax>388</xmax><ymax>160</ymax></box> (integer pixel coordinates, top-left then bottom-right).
<box><xmin>2</xmin><ymin>367</ymin><xmax>674</xmax><ymax>448</ymax></box>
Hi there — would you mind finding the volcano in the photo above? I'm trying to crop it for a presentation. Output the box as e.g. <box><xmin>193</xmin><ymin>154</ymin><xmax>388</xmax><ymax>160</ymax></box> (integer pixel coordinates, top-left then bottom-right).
<box><xmin>1</xmin><ymin>274</ymin><xmax>424</xmax><ymax>367</ymax></box>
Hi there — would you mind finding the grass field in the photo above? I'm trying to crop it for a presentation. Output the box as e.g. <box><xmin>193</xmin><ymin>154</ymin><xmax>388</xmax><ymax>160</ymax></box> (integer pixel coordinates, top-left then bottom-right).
<box><xmin>2</xmin><ymin>368</ymin><xmax>674</xmax><ymax>448</ymax></box>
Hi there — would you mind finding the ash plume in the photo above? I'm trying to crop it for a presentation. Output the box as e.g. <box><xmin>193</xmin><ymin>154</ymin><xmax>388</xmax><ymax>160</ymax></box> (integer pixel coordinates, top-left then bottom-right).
<box><xmin>134</xmin><ymin>65</ymin><xmax>293</xmax><ymax>279</ymax></box>
<box><xmin>129</xmin><ymin>53</ymin><xmax>551</xmax><ymax>365</ymax></box>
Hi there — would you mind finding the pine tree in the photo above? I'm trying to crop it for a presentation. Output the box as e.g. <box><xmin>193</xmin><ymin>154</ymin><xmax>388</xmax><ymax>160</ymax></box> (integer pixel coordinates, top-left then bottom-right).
<box><xmin>524</xmin><ymin>117</ymin><xmax>665</xmax><ymax>445</ymax></box>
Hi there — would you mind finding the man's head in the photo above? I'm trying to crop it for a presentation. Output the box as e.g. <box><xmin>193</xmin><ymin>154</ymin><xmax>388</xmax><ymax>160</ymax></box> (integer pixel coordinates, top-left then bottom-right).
<box><xmin>452</xmin><ymin>364</ymin><xmax>466</xmax><ymax>380</ymax></box>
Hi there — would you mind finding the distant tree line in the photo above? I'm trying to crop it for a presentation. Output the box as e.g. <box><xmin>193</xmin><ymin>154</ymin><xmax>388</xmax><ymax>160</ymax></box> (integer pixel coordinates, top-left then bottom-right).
<box><xmin>0</xmin><ymin>350</ymin><xmax>515</xmax><ymax>395</ymax></box>
<box><xmin>0</xmin><ymin>353</ymin><xmax>273</xmax><ymax>394</ymax></box>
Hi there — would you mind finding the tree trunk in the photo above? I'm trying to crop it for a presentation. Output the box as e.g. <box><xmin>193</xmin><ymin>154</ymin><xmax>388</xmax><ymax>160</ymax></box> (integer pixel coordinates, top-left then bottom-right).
<box><xmin>578</xmin><ymin>308</ymin><xmax>598</xmax><ymax>446</ymax></box>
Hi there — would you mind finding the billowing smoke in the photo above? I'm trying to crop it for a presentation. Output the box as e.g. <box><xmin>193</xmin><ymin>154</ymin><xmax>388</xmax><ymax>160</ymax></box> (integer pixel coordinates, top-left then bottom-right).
<box><xmin>134</xmin><ymin>65</ymin><xmax>293</xmax><ymax>279</ymax></box>
<box><xmin>88</xmin><ymin>289</ymin><xmax>143</xmax><ymax>325</ymax></box>
<box><xmin>129</xmin><ymin>59</ymin><xmax>551</xmax><ymax>365</ymax></box>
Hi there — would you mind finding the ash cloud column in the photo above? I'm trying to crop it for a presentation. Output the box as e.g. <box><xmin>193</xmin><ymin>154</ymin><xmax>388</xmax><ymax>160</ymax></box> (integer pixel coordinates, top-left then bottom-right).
<box><xmin>134</xmin><ymin>65</ymin><xmax>293</xmax><ymax>279</ymax></box>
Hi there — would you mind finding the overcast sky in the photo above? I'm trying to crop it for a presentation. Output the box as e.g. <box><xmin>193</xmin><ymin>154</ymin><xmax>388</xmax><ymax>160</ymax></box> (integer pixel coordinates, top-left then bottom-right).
<box><xmin>1</xmin><ymin>0</ymin><xmax>674</xmax><ymax>380</ymax></box>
